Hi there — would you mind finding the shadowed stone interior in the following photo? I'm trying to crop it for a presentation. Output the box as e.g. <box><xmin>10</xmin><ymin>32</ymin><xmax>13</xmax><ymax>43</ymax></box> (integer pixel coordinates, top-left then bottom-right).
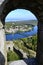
<box><xmin>0</xmin><ymin>52</ymin><xmax>5</xmax><ymax>65</ymax></box>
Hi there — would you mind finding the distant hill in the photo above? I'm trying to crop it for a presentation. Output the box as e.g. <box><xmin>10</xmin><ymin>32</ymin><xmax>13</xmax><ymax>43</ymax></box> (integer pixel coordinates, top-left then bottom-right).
<box><xmin>5</xmin><ymin>20</ymin><xmax>38</xmax><ymax>26</ymax></box>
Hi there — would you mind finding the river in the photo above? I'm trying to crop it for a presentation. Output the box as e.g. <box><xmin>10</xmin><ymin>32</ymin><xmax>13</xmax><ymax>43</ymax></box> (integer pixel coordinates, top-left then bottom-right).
<box><xmin>6</xmin><ymin>26</ymin><xmax>37</xmax><ymax>41</ymax></box>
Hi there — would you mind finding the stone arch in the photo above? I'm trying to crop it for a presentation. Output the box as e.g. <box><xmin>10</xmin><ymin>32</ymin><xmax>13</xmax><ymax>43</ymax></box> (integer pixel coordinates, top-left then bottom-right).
<box><xmin>0</xmin><ymin>0</ymin><xmax>41</xmax><ymax>24</ymax></box>
<box><xmin>0</xmin><ymin>0</ymin><xmax>43</xmax><ymax>65</ymax></box>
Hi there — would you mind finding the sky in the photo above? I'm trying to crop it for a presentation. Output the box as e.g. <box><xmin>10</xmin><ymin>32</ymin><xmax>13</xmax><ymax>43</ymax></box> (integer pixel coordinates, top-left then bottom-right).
<box><xmin>5</xmin><ymin>9</ymin><xmax>37</xmax><ymax>22</ymax></box>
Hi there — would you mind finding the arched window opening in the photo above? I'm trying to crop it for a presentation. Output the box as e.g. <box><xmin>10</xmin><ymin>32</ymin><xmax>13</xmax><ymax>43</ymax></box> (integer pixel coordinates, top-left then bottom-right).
<box><xmin>5</xmin><ymin>9</ymin><xmax>38</xmax><ymax>62</ymax></box>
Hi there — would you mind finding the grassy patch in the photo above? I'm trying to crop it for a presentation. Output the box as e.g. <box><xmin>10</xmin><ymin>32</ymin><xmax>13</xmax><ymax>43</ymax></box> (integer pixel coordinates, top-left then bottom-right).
<box><xmin>7</xmin><ymin>50</ymin><xmax>20</xmax><ymax>61</ymax></box>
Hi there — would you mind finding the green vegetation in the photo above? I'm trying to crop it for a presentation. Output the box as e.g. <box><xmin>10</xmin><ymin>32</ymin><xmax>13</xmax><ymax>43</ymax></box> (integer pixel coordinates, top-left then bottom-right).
<box><xmin>6</xmin><ymin>21</ymin><xmax>37</xmax><ymax>61</ymax></box>
<box><xmin>7</xmin><ymin>50</ymin><xmax>20</xmax><ymax>61</ymax></box>
<box><xmin>5</xmin><ymin>22</ymin><xmax>16</xmax><ymax>28</ymax></box>
<box><xmin>7</xmin><ymin>35</ymin><xmax>37</xmax><ymax>61</ymax></box>
<box><xmin>13</xmin><ymin>35</ymin><xmax>37</xmax><ymax>51</ymax></box>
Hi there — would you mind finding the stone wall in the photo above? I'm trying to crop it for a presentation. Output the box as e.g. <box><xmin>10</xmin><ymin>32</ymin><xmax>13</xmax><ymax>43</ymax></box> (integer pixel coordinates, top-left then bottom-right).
<box><xmin>0</xmin><ymin>21</ymin><xmax>7</xmax><ymax>65</ymax></box>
